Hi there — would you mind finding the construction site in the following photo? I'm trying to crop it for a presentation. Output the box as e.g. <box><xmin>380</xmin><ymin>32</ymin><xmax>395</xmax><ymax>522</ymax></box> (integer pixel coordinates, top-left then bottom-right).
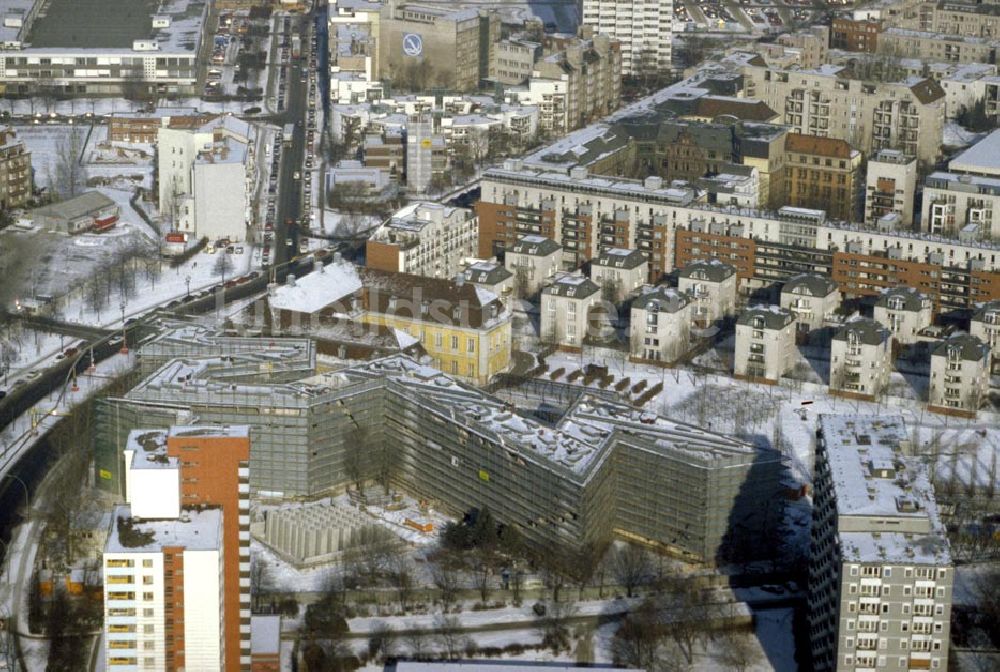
<box><xmin>93</xmin><ymin>324</ymin><xmax>787</xmax><ymax>563</ymax></box>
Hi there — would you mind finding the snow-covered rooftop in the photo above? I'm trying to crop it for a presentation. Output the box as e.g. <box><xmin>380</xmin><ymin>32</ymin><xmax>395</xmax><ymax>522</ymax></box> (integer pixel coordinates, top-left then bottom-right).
<box><xmin>819</xmin><ymin>415</ymin><xmax>950</xmax><ymax>565</ymax></box>
<box><xmin>268</xmin><ymin>262</ymin><xmax>362</xmax><ymax>314</ymax></box>
<box><xmin>106</xmin><ymin>504</ymin><xmax>222</xmax><ymax>554</ymax></box>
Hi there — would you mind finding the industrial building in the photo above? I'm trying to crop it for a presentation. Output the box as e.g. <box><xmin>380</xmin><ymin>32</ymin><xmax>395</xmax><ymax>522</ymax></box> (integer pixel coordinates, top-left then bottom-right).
<box><xmin>809</xmin><ymin>415</ymin><xmax>953</xmax><ymax>672</ymax></box>
<box><xmin>96</xmin><ymin>341</ymin><xmax>785</xmax><ymax>564</ymax></box>
<box><xmin>29</xmin><ymin>191</ymin><xmax>119</xmax><ymax>234</ymax></box>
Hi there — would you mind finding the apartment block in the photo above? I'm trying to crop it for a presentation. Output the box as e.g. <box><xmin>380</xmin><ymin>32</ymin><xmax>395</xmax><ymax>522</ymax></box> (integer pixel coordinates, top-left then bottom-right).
<box><xmin>504</xmin><ymin>235</ymin><xmax>563</xmax><ymax>298</ymax></box>
<box><xmin>157</xmin><ymin>117</ymin><xmax>258</xmax><ymax>242</ymax></box>
<box><xmin>865</xmin><ymin>150</ymin><xmax>917</xmax><ymax>228</ymax></box>
<box><xmin>734</xmin><ymin>306</ymin><xmax>796</xmax><ymax>383</ymax></box>
<box><xmin>830</xmin><ymin>319</ymin><xmax>892</xmax><ymax>400</ymax></box>
<box><xmin>481</xmin><ymin>163</ymin><xmax>1000</xmax><ymax>311</ymax></box>
<box><xmin>0</xmin><ymin>125</ymin><xmax>32</xmax><ymax>210</ymax></box>
<box><xmin>104</xmin><ymin>424</ymin><xmax>250</xmax><ymax>671</ymax></box>
<box><xmin>630</xmin><ymin>286</ymin><xmax>692</xmax><ymax>364</ymax></box>
<box><xmin>809</xmin><ymin>415</ymin><xmax>952</xmax><ymax>672</ymax></box>
<box><xmin>741</xmin><ymin>61</ymin><xmax>946</xmax><ymax>164</ymax></box>
<box><xmin>540</xmin><ymin>274</ymin><xmax>601</xmax><ymax>349</ymax></box>
<box><xmin>970</xmin><ymin>300</ymin><xmax>1000</xmax><ymax>359</ymax></box>
<box><xmin>328</xmin><ymin>0</ymin><xmax>382</xmax><ymax>82</ymax></box>
<box><xmin>365</xmin><ymin>202</ymin><xmax>478</xmax><ymax>278</ymax></box>
<box><xmin>591</xmin><ymin>247</ymin><xmax>648</xmax><ymax>303</ymax></box>
<box><xmin>580</xmin><ymin>0</ymin><xmax>672</xmax><ymax>75</ymax></box>
<box><xmin>267</xmin><ymin>260</ymin><xmax>511</xmax><ymax>385</ymax></box>
<box><xmin>922</xmin><ymin>172</ymin><xmax>1000</xmax><ymax>240</ymax></box>
<box><xmin>489</xmin><ymin>37</ymin><xmax>540</xmax><ymax>85</ymax></box>
<box><xmin>506</xmin><ymin>34</ymin><xmax>622</xmax><ymax>135</ymax></box>
<box><xmin>105</xmin><ymin>352</ymin><xmax>785</xmax><ymax>564</ymax></box>
<box><xmin>103</xmin><ymin>508</ymin><xmax>223</xmax><ymax>671</ymax></box>
<box><xmin>784</xmin><ymin>133</ymin><xmax>863</xmax><ymax>222</ymax></box>
<box><xmin>780</xmin><ymin>273</ymin><xmax>842</xmax><ymax>333</ymax></box>
<box><xmin>928</xmin><ymin>333</ymin><xmax>990</xmax><ymax>416</ymax></box>
<box><xmin>879</xmin><ymin>27</ymin><xmax>999</xmax><ymax>65</ymax></box>
<box><xmin>463</xmin><ymin>260</ymin><xmax>514</xmax><ymax>300</ymax></box>
<box><xmin>676</xmin><ymin>260</ymin><xmax>738</xmax><ymax>327</ymax></box>
<box><xmin>874</xmin><ymin>287</ymin><xmax>934</xmax><ymax>345</ymax></box>
<box><xmin>830</xmin><ymin>18</ymin><xmax>883</xmax><ymax>52</ymax></box>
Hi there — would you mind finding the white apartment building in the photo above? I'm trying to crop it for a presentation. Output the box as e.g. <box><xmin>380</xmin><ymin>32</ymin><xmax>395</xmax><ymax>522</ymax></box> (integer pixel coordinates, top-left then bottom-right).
<box><xmin>780</xmin><ymin>273</ymin><xmax>842</xmax><ymax>333</ymax></box>
<box><xmin>970</xmin><ymin>300</ymin><xmax>1000</xmax><ymax>358</ymax></box>
<box><xmin>540</xmin><ymin>273</ymin><xmax>601</xmax><ymax>349</ymax></box>
<box><xmin>580</xmin><ymin>0</ymin><xmax>672</xmax><ymax>75</ymax></box>
<box><xmin>922</xmin><ymin>172</ymin><xmax>1000</xmax><ymax>240</ymax></box>
<box><xmin>505</xmin><ymin>235</ymin><xmax>563</xmax><ymax>298</ymax></box>
<box><xmin>157</xmin><ymin>117</ymin><xmax>257</xmax><ymax>242</ymax></box>
<box><xmin>865</xmin><ymin>149</ymin><xmax>918</xmax><ymax>228</ymax></box>
<box><xmin>676</xmin><ymin>260</ymin><xmax>738</xmax><ymax>327</ymax></box>
<box><xmin>830</xmin><ymin>319</ymin><xmax>892</xmax><ymax>400</ymax></box>
<box><xmin>103</xmin><ymin>437</ymin><xmax>224</xmax><ymax>671</ymax></box>
<box><xmin>874</xmin><ymin>287</ymin><xmax>934</xmax><ymax>346</ymax></box>
<box><xmin>463</xmin><ymin>260</ymin><xmax>514</xmax><ymax>300</ymax></box>
<box><xmin>928</xmin><ymin>333</ymin><xmax>991</xmax><ymax>415</ymax></box>
<box><xmin>591</xmin><ymin>247</ymin><xmax>648</xmax><ymax>303</ymax></box>
<box><xmin>922</xmin><ymin>129</ymin><xmax>1000</xmax><ymax>240</ymax></box>
<box><xmin>365</xmin><ymin>202</ymin><xmax>478</xmax><ymax>278</ymax></box>
<box><xmin>734</xmin><ymin>306</ymin><xmax>796</xmax><ymax>383</ymax></box>
<box><xmin>809</xmin><ymin>415</ymin><xmax>953</xmax><ymax>672</ymax></box>
<box><xmin>630</xmin><ymin>285</ymin><xmax>692</xmax><ymax>364</ymax></box>
<box><xmin>740</xmin><ymin>61</ymin><xmax>947</xmax><ymax>164</ymax></box>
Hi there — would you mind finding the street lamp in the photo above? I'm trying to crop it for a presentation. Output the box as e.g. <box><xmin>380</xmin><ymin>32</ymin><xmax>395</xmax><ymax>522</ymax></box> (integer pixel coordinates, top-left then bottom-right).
<box><xmin>119</xmin><ymin>299</ymin><xmax>129</xmax><ymax>355</ymax></box>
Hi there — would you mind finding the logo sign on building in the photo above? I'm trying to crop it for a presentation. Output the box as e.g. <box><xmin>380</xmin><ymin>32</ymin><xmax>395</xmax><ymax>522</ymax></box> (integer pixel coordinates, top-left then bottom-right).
<box><xmin>402</xmin><ymin>33</ymin><xmax>423</xmax><ymax>57</ymax></box>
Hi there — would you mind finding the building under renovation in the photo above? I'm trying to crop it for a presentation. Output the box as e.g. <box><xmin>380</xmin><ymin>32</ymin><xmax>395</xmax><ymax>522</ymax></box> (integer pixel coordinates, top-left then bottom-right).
<box><xmin>95</xmin><ymin>330</ymin><xmax>785</xmax><ymax>563</ymax></box>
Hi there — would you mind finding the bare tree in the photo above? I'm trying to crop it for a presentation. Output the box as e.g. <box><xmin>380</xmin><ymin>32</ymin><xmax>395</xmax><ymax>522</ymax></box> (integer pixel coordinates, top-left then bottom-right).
<box><xmin>611</xmin><ymin>544</ymin><xmax>652</xmax><ymax>598</ymax></box>
<box><xmin>250</xmin><ymin>554</ymin><xmax>270</xmax><ymax>612</ymax></box>
<box><xmin>714</xmin><ymin>631</ymin><xmax>762</xmax><ymax>672</ymax></box>
<box><xmin>55</xmin><ymin>127</ymin><xmax>87</xmax><ymax>200</ymax></box>
<box><xmin>367</xmin><ymin>621</ymin><xmax>397</xmax><ymax>664</ymax></box>
<box><xmin>473</xmin><ymin>548</ymin><xmax>495</xmax><ymax>603</ymax></box>
<box><xmin>404</xmin><ymin>624</ymin><xmax>429</xmax><ymax>660</ymax></box>
<box><xmin>535</xmin><ymin>599</ymin><xmax>578</xmax><ymax>653</ymax></box>
<box><xmin>657</xmin><ymin>575</ymin><xmax>714</xmax><ymax>665</ymax></box>
<box><xmin>214</xmin><ymin>249</ymin><xmax>234</xmax><ymax>281</ymax></box>
<box><xmin>433</xmin><ymin>615</ymin><xmax>466</xmax><ymax>660</ymax></box>
<box><xmin>389</xmin><ymin>555</ymin><xmax>415</xmax><ymax>612</ymax></box>
<box><xmin>432</xmin><ymin>561</ymin><xmax>462</xmax><ymax>609</ymax></box>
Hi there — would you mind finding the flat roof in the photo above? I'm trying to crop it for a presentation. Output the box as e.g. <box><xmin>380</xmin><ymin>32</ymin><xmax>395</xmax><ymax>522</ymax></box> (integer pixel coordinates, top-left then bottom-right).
<box><xmin>20</xmin><ymin>0</ymin><xmax>206</xmax><ymax>53</ymax></box>
<box><xmin>106</xmin><ymin>504</ymin><xmax>222</xmax><ymax>553</ymax></box>
<box><xmin>819</xmin><ymin>415</ymin><xmax>950</xmax><ymax>565</ymax></box>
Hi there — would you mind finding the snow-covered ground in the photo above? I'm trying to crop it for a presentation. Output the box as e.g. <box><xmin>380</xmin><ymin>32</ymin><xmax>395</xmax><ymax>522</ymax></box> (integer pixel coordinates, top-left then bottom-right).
<box><xmin>943</xmin><ymin>121</ymin><xmax>988</xmax><ymax>149</ymax></box>
<box><xmin>0</xmin><ymin>328</ymin><xmax>66</xmax><ymax>382</ymax></box>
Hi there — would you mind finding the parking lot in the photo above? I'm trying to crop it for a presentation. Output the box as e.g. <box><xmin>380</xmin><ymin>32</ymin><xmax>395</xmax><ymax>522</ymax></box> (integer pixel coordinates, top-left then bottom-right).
<box><xmin>679</xmin><ymin>0</ymin><xmax>820</xmax><ymax>33</ymax></box>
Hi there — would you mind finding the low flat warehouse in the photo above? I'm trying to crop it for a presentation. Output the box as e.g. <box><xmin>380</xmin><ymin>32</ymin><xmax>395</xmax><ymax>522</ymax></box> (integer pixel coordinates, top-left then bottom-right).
<box><xmin>0</xmin><ymin>0</ymin><xmax>207</xmax><ymax>96</ymax></box>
